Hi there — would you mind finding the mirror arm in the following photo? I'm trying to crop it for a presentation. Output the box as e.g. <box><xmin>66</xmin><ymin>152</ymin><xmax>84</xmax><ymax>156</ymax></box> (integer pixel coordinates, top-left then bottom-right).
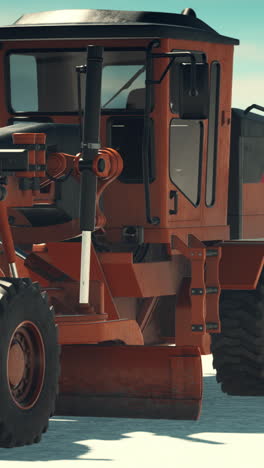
<box><xmin>189</xmin><ymin>54</ymin><xmax>198</xmax><ymax>97</ymax></box>
<box><xmin>150</xmin><ymin>51</ymin><xmax>198</xmax><ymax>96</ymax></box>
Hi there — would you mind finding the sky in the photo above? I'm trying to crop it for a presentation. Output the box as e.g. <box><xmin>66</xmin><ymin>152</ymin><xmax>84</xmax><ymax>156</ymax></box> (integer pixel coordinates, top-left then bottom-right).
<box><xmin>0</xmin><ymin>0</ymin><xmax>264</xmax><ymax>111</ymax></box>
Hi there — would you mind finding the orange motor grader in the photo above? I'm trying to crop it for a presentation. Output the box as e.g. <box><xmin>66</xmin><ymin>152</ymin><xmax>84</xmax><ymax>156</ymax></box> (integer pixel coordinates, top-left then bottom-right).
<box><xmin>0</xmin><ymin>7</ymin><xmax>263</xmax><ymax>448</ymax></box>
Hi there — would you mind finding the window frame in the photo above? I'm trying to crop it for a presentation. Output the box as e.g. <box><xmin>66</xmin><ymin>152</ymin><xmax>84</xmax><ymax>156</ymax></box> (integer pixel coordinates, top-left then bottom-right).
<box><xmin>5</xmin><ymin>47</ymin><xmax>147</xmax><ymax>116</ymax></box>
<box><xmin>205</xmin><ymin>61</ymin><xmax>221</xmax><ymax>207</ymax></box>
<box><xmin>107</xmin><ymin>115</ymin><xmax>155</xmax><ymax>184</ymax></box>
<box><xmin>169</xmin><ymin>118</ymin><xmax>203</xmax><ymax>207</ymax></box>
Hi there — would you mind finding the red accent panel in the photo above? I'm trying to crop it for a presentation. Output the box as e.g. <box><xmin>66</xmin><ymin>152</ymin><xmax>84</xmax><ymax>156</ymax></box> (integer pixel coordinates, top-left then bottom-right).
<box><xmin>55</xmin><ymin>317</ymin><xmax>143</xmax><ymax>345</ymax></box>
<box><xmin>99</xmin><ymin>252</ymin><xmax>181</xmax><ymax>297</ymax></box>
<box><xmin>220</xmin><ymin>243</ymin><xmax>264</xmax><ymax>289</ymax></box>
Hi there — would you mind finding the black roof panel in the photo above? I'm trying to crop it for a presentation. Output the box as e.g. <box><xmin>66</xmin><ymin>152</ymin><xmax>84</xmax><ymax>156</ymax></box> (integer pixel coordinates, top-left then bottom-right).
<box><xmin>0</xmin><ymin>9</ymin><xmax>239</xmax><ymax>45</ymax></box>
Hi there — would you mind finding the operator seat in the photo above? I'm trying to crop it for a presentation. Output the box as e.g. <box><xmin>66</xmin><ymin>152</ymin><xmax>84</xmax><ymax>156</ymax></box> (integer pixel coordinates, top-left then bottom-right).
<box><xmin>126</xmin><ymin>88</ymin><xmax>145</xmax><ymax>110</ymax></box>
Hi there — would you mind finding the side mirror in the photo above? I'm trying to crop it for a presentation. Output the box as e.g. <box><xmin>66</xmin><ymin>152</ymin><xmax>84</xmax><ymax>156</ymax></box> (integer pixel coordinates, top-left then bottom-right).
<box><xmin>171</xmin><ymin>62</ymin><xmax>209</xmax><ymax>119</ymax></box>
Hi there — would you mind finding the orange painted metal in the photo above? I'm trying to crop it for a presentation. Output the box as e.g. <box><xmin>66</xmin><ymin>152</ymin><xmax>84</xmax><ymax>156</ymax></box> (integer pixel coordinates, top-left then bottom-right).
<box><xmin>99</xmin><ymin>251</ymin><xmax>182</xmax><ymax>297</ymax></box>
<box><xmin>94</xmin><ymin>148</ymin><xmax>123</xmax><ymax>229</ymax></box>
<box><xmin>172</xmin><ymin>235</ymin><xmax>222</xmax><ymax>336</ymax></box>
<box><xmin>189</xmin><ymin>248</ymin><xmax>206</xmax><ymax>333</ymax></box>
<box><xmin>101</xmin><ymin>38</ymin><xmax>234</xmax><ymax>239</ymax></box>
<box><xmin>24</xmin><ymin>242</ymin><xmax>120</xmax><ymax>320</ymax></box>
<box><xmin>13</xmin><ymin>133</ymin><xmax>46</xmax><ymax>180</ymax></box>
<box><xmin>220</xmin><ymin>242</ymin><xmax>264</xmax><ymax>289</ymax></box>
<box><xmin>24</xmin><ymin>242</ymin><xmax>175</xmax><ymax>302</ymax></box>
<box><xmin>0</xmin><ymin>201</ymin><xmax>16</xmax><ymax>264</ymax></box>
<box><xmin>7</xmin><ymin>145</ymin><xmax>123</xmax><ymax>242</ymax></box>
<box><xmin>5</xmin><ymin>250</ymin><xmax>49</xmax><ymax>285</ymax></box>
<box><xmin>32</xmin><ymin>243</ymin><xmax>48</xmax><ymax>253</ymax></box>
<box><xmin>12</xmin><ymin>133</ymin><xmax>36</xmax><ymax>178</ymax></box>
<box><xmin>42</xmin><ymin>279</ymin><xmax>107</xmax><ymax>318</ymax></box>
<box><xmin>175</xmin><ymin>279</ymin><xmax>212</xmax><ymax>355</ymax></box>
<box><xmin>0</xmin><ymin>37</ymin><xmax>235</xmax><ymax>247</ymax></box>
<box><xmin>242</xmin><ymin>183</ymin><xmax>264</xmax><ymax>238</ymax></box>
<box><xmin>0</xmin><ymin>31</ymin><xmax>254</xmax><ymax>421</ymax></box>
<box><xmin>11</xmin><ymin>219</ymin><xmax>81</xmax><ymax>245</ymax></box>
<box><xmin>56</xmin><ymin>344</ymin><xmax>202</xmax><ymax>419</ymax></box>
<box><xmin>137</xmin><ymin>297</ymin><xmax>159</xmax><ymax>332</ymax></box>
<box><xmin>55</xmin><ymin>317</ymin><xmax>144</xmax><ymax>345</ymax></box>
<box><xmin>105</xmin><ymin>225</ymin><xmax>230</xmax><ymax>246</ymax></box>
<box><xmin>25</xmin><ymin>252</ymin><xmax>73</xmax><ymax>282</ymax></box>
<box><xmin>45</xmin><ymin>152</ymin><xmax>67</xmax><ymax>178</ymax></box>
<box><xmin>205</xmin><ymin>247</ymin><xmax>222</xmax><ymax>333</ymax></box>
<box><xmin>243</xmin><ymin>216</ymin><xmax>264</xmax><ymax>239</ymax></box>
<box><xmin>0</xmin><ymin>34</ymin><xmax>233</xmax><ymax>248</ymax></box>
<box><xmin>243</xmin><ymin>183</ymin><xmax>264</xmax><ymax>216</ymax></box>
<box><xmin>41</xmin><ymin>152</ymin><xmax>78</xmax><ymax>190</ymax></box>
<box><xmin>5</xmin><ymin>180</ymin><xmax>33</xmax><ymax>209</ymax></box>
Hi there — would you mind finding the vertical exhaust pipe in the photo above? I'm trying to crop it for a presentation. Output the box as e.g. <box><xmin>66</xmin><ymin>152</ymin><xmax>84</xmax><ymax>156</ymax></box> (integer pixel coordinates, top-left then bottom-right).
<box><xmin>78</xmin><ymin>45</ymin><xmax>103</xmax><ymax>304</ymax></box>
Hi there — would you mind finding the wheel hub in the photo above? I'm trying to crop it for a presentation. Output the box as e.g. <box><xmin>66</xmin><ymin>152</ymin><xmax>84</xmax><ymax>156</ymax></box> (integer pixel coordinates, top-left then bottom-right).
<box><xmin>7</xmin><ymin>321</ymin><xmax>45</xmax><ymax>410</ymax></box>
<box><xmin>8</xmin><ymin>341</ymin><xmax>26</xmax><ymax>386</ymax></box>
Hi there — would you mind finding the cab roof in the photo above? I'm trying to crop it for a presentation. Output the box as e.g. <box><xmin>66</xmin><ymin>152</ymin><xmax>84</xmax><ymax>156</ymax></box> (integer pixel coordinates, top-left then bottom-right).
<box><xmin>0</xmin><ymin>9</ymin><xmax>239</xmax><ymax>45</ymax></box>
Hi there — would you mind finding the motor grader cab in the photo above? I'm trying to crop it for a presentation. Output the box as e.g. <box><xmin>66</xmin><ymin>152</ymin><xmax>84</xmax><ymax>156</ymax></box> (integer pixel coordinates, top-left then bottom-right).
<box><xmin>0</xmin><ymin>7</ymin><xmax>264</xmax><ymax>448</ymax></box>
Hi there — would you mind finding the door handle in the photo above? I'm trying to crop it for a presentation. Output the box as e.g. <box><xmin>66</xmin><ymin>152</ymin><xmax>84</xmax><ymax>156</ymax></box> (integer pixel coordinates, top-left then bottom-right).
<box><xmin>169</xmin><ymin>190</ymin><xmax>178</xmax><ymax>215</ymax></box>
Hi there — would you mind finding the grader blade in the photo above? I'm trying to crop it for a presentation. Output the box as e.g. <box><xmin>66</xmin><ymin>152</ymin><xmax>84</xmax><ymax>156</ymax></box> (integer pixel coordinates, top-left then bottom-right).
<box><xmin>56</xmin><ymin>345</ymin><xmax>202</xmax><ymax>420</ymax></box>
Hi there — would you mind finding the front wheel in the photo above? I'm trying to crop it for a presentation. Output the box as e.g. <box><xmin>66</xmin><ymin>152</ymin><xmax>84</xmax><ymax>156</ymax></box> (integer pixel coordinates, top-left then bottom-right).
<box><xmin>0</xmin><ymin>278</ymin><xmax>59</xmax><ymax>447</ymax></box>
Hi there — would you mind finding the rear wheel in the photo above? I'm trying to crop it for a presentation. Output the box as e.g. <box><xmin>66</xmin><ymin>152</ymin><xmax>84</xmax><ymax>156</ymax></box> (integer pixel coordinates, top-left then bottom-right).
<box><xmin>0</xmin><ymin>278</ymin><xmax>59</xmax><ymax>447</ymax></box>
<box><xmin>211</xmin><ymin>271</ymin><xmax>264</xmax><ymax>395</ymax></box>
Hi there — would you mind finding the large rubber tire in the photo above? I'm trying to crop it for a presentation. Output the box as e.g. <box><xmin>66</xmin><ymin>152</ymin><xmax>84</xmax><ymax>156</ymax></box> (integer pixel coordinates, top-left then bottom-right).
<box><xmin>211</xmin><ymin>270</ymin><xmax>264</xmax><ymax>395</ymax></box>
<box><xmin>0</xmin><ymin>277</ymin><xmax>60</xmax><ymax>448</ymax></box>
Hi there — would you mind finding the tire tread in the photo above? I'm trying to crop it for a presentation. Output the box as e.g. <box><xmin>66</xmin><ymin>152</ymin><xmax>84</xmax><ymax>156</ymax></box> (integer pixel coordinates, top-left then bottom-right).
<box><xmin>211</xmin><ymin>271</ymin><xmax>264</xmax><ymax>395</ymax></box>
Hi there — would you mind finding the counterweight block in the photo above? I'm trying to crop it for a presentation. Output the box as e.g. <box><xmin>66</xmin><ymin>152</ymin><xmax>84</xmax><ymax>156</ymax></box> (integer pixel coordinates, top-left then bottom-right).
<box><xmin>56</xmin><ymin>344</ymin><xmax>202</xmax><ymax>420</ymax></box>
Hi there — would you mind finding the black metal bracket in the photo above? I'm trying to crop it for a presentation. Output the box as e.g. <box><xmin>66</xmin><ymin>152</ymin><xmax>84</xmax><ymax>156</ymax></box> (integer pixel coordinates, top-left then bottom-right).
<box><xmin>78</xmin><ymin>159</ymin><xmax>93</xmax><ymax>172</ymax></box>
<box><xmin>14</xmin><ymin>143</ymin><xmax>47</xmax><ymax>151</ymax></box>
<box><xmin>244</xmin><ymin>104</ymin><xmax>264</xmax><ymax>114</ymax></box>
<box><xmin>122</xmin><ymin>226</ymin><xmax>144</xmax><ymax>245</ymax></box>
<box><xmin>0</xmin><ymin>149</ymin><xmax>28</xmax><ymax>172</ymax></box>
<box><xmin>206</xmin><ymin>287</ymin><xmax>218</xmax><ymax>294</ymax></box>
<box><xmin>191</xmin><ymin>324</ymin><xmax>204</xmax><ymax>332</ymax></box>
<box><xmin>206</xmin><ymin>249</ymin><xmax>219</xmax><ymax>257</ymax></box>
<box><xmin>19</xmin><ymin>177</ymin><xmax>40</xmax><ymax>191</ymax></box>
<box><xmin>149</xmin><ymin>51</ymin><xmax>198</xmax><ymax>96</ymax></box>
<box><xmin>191</xmin><ymin>288</ymin><xmax>204</xmax><ymax>295</ymax></box>
<box><xmin>206</xmin><ymin>323</ymin><xmax>219</xmax><ymax>331</ymax></box>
